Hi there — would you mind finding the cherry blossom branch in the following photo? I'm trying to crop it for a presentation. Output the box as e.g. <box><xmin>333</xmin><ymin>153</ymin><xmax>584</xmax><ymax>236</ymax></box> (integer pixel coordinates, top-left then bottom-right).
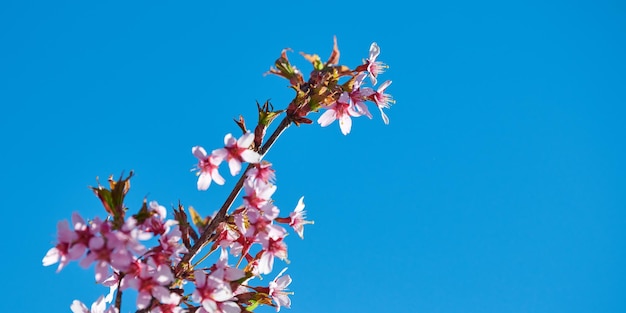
<box><xmin>176</xmin><ymin>115</ymin><xmax>292</xmax><ymax>271</ymax></box>
<box><xmin>44</xmin><ymin>40</ymin><xmax>394</xmax><ymax>313</ymax></box>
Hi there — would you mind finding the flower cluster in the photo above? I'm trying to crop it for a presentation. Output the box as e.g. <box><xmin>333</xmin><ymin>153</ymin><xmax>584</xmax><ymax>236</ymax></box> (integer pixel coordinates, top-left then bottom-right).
<box><xmin>315</xmin><ymin>42</ymin><xmax>395</xmax><ymax>135</ymax></box>
<box><xmin>265</xmin><ymin>39</ymin><xmax>394</xmax><ymax>136</ymax></box>
<box><xmin>43</xmin><ymin>39</ymin><xmax>393</xmax><ymax>313</ymax></box>
<box><xmin>43</xmin><ymin>199</ymin><xmax>184</xmax><ymax>312</ymax></box>
<box><xmin>44</xmin><ymin>161</ymin><xmax>310</xmax><ymax>313</ymax></box>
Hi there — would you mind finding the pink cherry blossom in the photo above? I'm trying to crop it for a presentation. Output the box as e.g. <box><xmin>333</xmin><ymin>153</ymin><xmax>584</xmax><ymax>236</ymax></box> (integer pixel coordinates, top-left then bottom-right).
<box><xmin>75</xmin><ymin>217</ymin><xmax>150</xmax><ymax>279</ymax></box>
<box><xmin>77</xmin><ymin>236</ymin><xmax>120</xmax><ymax>282</ymax></box>
<box><xmin>269</xmin><ymin>268</ymin><xmax>293</xmax><ymax>312</ymax></box>
<box><xmin>317</xmin><ymin>91</ymin><xmax>360</xmax><ymax>135</ymax></box>
<box><xmin>289</xmin><ymin>197</ymin><xmax>313</xmax><ymax>239</ymax></box>
<box><xmin>149</xmin><ymin>201</ymin><xmax>167</xmax><ymax>221</ymax></box>
<box><xmin>349</xmin><ymin>72</ymin><xmax>375</xmax><ymax>119</ymax></box>
<box><xmin>237</xmin><ymin>208</ymin><xmax>266</xmax><ymax>239</ymax></box>
<box><xmin>259</xmin><ymin>202</ymin><xmax>279</xmax><ymax>221</ymax></box>
<box><xmin>142</xmin><ymin>222</ymin><xmax>188</xmax><ymax>266</ymax></box>
<box><xmin>213</xmin><ymin>132</ymin><xmax>262</xmax><ymax>176</ymax></box>
<box><xmin>130</xmin><ymin>201</ymin><xmax>170</xmax><ymax>237</ymax></box>
<box><xmin>121</xmin><ymin>262</ymin><xmax>178</xmax><ymax>309</ymax></box>
<box><xmin>43</xmin><ymin>212</ymin><xmax>95</xmax><ymax>272</ymax></box>
<box><xmin>257</xmin><ymin>233</ymin><xmax>288</xmax><ymax>275</ymax></box>
<box><xmin>216</xmin><ymin>222</ymin><xmax>241</xmax><ymax>249</ymax></box>
<box><xmin>371</xmin><ymin>80</ymin><xmax>394</xmax><ymax>124</ymax></box>
<box><xmin>243</xmin><ymin>177</ymin><xmax>277</xmax><ymax>210</ymax></box>
<box><xmin>247</xmin><ymin>162</ymin><xmax>276</xmax><ymax>184</ymax></box>
<box><xmin>43</xmin><ymin>222</ymin><xmax>77</xmax><ymax>271</ymax></box>
<box><xmin>365</xmin><ymin>42</ymin><xmax>388</xmax><ymax>85</ymax></box>
<box><xmin>212</xmin><ymin>248</ymin><xmax>245</xmax><ymax>282</ymax></box>
<box><xmin>244</xmin><ymin>209</ymin><xmax>285</xmax><ymax>241</ymax></box>
<box><xmin>192</xmin><ymin>270</ymin><xmax>238</xmax><ymax>313</ymax></box>
<box><xmin>192</xmin><ymin>146</ymin><xmax>226</xmax><ymax>191</ymax></box>
<box><xmin>233</xmin><ymin>211</ymin><xmax>252</xmax><ymax>241</ymax></box>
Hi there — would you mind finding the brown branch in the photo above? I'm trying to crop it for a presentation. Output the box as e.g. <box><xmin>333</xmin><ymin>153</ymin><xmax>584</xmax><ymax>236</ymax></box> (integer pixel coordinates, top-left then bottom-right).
<box><xmin>115</xmin><ymin>272</ymin><xmax>124</xmax><ymax>310</ymax></box>
<box><xmin>176</xmin><ymin>115</ymin><xmax>292</xmax><ymax>272</ymax></box>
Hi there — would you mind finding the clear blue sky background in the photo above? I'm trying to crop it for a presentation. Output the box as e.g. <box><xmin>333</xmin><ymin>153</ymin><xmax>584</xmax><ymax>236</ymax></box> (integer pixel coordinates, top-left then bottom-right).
<box><xmin>1</xmin><ymin>1</ymin><xmax>624</xmax><ymax>312</ymax></box>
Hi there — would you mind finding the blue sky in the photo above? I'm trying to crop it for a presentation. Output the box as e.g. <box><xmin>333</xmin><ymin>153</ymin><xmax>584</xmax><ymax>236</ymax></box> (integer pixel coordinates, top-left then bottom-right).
<box><xmin>1</xmin><ymin>1</ymin><xmax>625</xmax><ymax>312</ymax></box>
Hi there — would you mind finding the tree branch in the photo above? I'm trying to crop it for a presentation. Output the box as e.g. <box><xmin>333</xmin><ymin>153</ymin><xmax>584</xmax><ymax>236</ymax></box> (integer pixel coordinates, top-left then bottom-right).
<box><xmin>176</xmin><ymin>115</ymin><xmax>292</xmax><ymax>272</ymax></box>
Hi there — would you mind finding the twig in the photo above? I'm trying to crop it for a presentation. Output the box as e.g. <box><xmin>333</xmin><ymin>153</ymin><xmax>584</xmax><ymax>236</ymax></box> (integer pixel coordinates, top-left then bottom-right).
<box><xmin>115</xmin><ymin>272</ymin><xmax>124</xmax><ymax>310</ymax></box>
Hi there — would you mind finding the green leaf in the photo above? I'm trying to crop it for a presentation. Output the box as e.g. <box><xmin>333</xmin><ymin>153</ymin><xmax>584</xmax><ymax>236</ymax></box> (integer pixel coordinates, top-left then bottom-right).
<box><xmin>188</xmin><ymin>206</ymin><xmax>207</xmax><ymax>229</ymax></box>
<box><xmin>246</xmin><ymin>300</ymin><xmax>260</xmax><ymax>312</ymax></box>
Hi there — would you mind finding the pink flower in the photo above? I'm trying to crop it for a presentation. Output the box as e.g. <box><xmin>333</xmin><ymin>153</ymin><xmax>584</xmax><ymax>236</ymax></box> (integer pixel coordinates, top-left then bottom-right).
<box><xmin>193</xmin><ymin>146</ymin><xmax>226</xmax><ymax>191</ymax></box>
<box><xmin>317</xmin><ymin>92</ymin><xmax>360</xmax><ymax>135</ymax></box>
<box><xmin>243</xmin><ymin>177</ymin><xmax>277</xmax><ymax>210</ymax></box>
<box><xmin>269</xmin><ymin>268</ymin><xmax>293</xmax><ymax>312</ymax></box>
<box><xmin>213</xmin><ymin>132</ymin><xmax>262</xmax><ymax>176</ymax></box>
<box><xmin>42</xmin><ymin>221</ymin><xmax>77</xmax><ymax>271</ymax></box>
<box><xmin>257</xmin><ymin>234</ymin><xmax>288</xmax><ymax>275</ymax></box>
<box><xmin>212</xmin><ymin>248</ymin><xmax>245</xmax><ymax>282</ymax></box>
<box><xmin>216</xmin><ymin>222</ymin><xmax>241</xmax><ymax>249</ymax></box>
<box><xmin>149</xmin><ymin>201</ymin><xmax>167</xmax><ymax>221</ymax></box>
<box><xmin>371</xmin><ymin>80</ymin><xmax>394</xmax><ymax>124</ymax></box>
<box><xmin>259</xmin><ymin>202</ymin><xmax>279</xmax><ymax>221</ymax></box>
<box><xmin>154</xmin><ymin>223</ymin><xmax>188</xmax><ymax>265</ymax></box>
<box><xmin>247</xmin><ymin>162</ymin><xmax>276</xmax><ymax>184</ymax></box>
<box><xmin>42</xmin><ymin>213</ymin><xmax>93</xmax><ymax>272</ymax></box>
<box><xmin>192</xmin><ymin>270</ymin><xmax>238</xmax><ymax>313</ymax></box>
<box><xmin>349</xmin><ymin>72</ymin><xmax>375</xmax><ymax>119</ymax></box>
<box><xmin>365</xmin><ymin>42</ymin><xmax>388</xmax><ymax>85</ymax></box>
<box><xmin>121</xmin><ymin>263</ymin><xmax>178</xmax><ymax>310</ymax></box>
<box><xmin>75</xmin><ymin>217</ymin><xmax>147</xmax><ymax>281</ymax></box>
<box><xmin>289</xmin><ymin>197</ymin><xmax>313</xmax><ymax>239</ymax></box>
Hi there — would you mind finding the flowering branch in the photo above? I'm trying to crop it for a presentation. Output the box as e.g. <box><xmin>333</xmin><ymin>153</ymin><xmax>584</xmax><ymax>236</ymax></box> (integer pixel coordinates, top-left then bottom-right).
<box><xmin>43</xmin><ymin>38</ymin><xmax>395</xmax><ymax>313</ymax></box>
<box><xmin>178</xmin><ymin>116</ymin><xmax>292</xmax><ymax>270</ymax></box>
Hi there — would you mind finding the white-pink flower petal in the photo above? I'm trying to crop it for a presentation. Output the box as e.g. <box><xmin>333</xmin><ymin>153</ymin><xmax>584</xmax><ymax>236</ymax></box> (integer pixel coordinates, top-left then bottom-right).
<box><xmin>317</xmin><ymin>109</ymin><xmax>337</xmax><ymax>127</ymax></box>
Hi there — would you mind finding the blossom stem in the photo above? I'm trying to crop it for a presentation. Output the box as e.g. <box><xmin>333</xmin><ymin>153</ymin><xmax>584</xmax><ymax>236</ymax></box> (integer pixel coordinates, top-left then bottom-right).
<box><xmin>115</xmin><ymin>272</ymin><xmax>124</xmax><ymax>310</ymax></box>
<box><xmin>192</xmin><ymin>246</ymin><xmax>217</xmax><ymax>268</ymax></box>
<box><xmin>177</xmin><ymin>115</ymin><xmax>292</xmax><ymax>271</ymax></box>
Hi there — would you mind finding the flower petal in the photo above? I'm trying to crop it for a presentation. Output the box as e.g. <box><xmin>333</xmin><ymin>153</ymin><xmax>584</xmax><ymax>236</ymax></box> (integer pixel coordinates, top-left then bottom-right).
<box><xmin>223</xmin><ymin>133</ymin><xmax>236</xmax><ymax>146</ymax></box>
<box><xmin>192</xmin><ymin>146</ymin><xmax>207</xmax><ymax>159</ymax></box>
<box><xmin>211</xmin><ymin>169</ymin><xmax>226</xmax><ymax>185</ymax></box>
<box><xmin>228</xmin><ymin>159</ymin><xmax>242</xmax><ymax>176</ymax></box>
<box><xmin>275</xmin><ymin>275</ymin><xmax>292</xmax><ymax>289</ymax></box>
<box><xmin>70</xmin><ymin>300</ymin><xmax>88</xmax><ymax>313</ymax></box>
<box><xmin>197</xmin><ymin>173</ymin><xmax>212</xmax><ymax>191</ymax></box>
<box><xmin>317</xmin><ymin>109</ymin><xmax>336</xmax><ymax>127</ymax></box>
<box><xmin>369</xmin><ymin>42</ymin><xmax>380</xmax><ymax>61</ymax></box>
<box><xmin>221</xmin><ymin>301</ymin><xmax>241</xmax><ymax>313</ymax></box>
<box><xmin>339</xmin><ymin>114</ymin><xmax>352</xmax><ymax>135</ymax></box>
<box><xmin>42</xmin><ymin>247</ymin><xmax>60</xmax><ymax>266</ymax></box>
<box><xmin>378</xmin><ymin>80</ymin><xmax>392</xmax><ymax>92</ymax></box>
<box><xmin>379</xmin><ymin>107</ymin><xmax>390</xmax><ymax>125</ymax></box>
<box><xmin>240</xmin><ymin>150</ymin><xmax>261</xmax><ymax>164</ymax></box>
<box><xmin>295</xmin><ymin>197</ymin><xmax>305</xmax><ymax>213</ymax></box>
<box><xmin>237</xmin><ymin>132</ymin><xmax>255</xmax><ymax>148</ymax></box>
<box><xmin>212</xmin><ymin>148</ymin><xmax>228</xmax><ymax>161</ymax></box>
<box><xmin>338</xmin><ymin>91</ymin><xmax>351</xmax><ymax>104</ymax></box>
